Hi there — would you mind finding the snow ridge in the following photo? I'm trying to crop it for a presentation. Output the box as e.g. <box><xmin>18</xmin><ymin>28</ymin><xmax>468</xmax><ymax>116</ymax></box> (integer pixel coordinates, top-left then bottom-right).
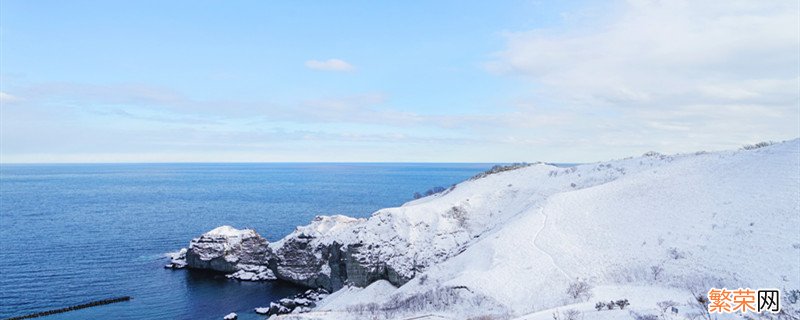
<box><xmin>272</xmin><ymin>139</ymin><xmax>800</xmax><ymax>319</ymax></box>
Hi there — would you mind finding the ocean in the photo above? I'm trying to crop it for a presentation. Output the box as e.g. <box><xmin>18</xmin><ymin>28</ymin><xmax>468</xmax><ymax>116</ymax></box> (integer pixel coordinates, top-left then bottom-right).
<box><xmin>0</xmin><ymin>163</ymin><xmax>491</xmax><ymax>320</ymax></box>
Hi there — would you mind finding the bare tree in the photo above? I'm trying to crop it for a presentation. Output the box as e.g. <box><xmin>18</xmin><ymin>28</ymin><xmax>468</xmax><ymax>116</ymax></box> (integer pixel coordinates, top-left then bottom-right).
<box><xmin>651</xmin><ymin>264</ymin><xmax>665</xmax><ymax>280</ymax></box>
<box><xmin>566</xmin><ymin>278</ymin><xmax>592</xmax><ymax>301</ymax></box>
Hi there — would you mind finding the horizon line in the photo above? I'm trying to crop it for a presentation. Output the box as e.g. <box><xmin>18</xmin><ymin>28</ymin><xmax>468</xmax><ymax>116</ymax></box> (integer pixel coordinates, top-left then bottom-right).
<box><xmin>0</xmin><ymin>161</ymin><xmax>572</xmax><ymax>165</ymax></box>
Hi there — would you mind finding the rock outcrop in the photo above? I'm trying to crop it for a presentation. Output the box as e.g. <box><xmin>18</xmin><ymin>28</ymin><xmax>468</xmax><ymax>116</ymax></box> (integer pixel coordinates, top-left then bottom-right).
<box><xmin>164</xmin><ymin>248</ymin><xmax>187</xmax><ymax>269</ymax></box>
<box><xmin>265</xmin><ymin>288</ymin><xmax>329</xmax><ymax>316</ymax></box>
<box><xmin>170</xmin><ymin>163</ymin><xmax>540</xmax><ymax>291</ymax></box>
<box><xmin>269</xmin><ymin>215</ymin><xmax>363</xmax><ymax>290</ymax></box>
<box><xmin>164</xmin><ymin>140</ymin><xmax>800</xmax><ymax>320</ymax></box>
<box><xmin>223</xmin><ymin>312</ymin><xmax>237</xmax><ymax>320</ymax></box>
<box><xmin>171</xmin><ymin>204</ymin><xmax>487</xmax><ymax>291</ymax></box>
<box><xmin>183</xmin><ymin>226</ymin><xmax>272</xmax><ymax>274</ymax></box>
<box><xmin>268</xmin><ymin>214</ymin><xmax>444</xmax><ymax>291</ymax></box>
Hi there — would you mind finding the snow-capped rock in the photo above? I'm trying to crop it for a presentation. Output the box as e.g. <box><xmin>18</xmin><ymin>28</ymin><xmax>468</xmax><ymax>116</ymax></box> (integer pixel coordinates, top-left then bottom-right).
<box><xmin>222</xmin><ymin>312</ymin><xmax>237</xmax><ymax>320</ymax></box>
<box><xmin>164</xmin><ymin>248</ymin><xmax>187</xmax><ymax>269</ymax></box>
<box><xmin>264</xmin><ymin>139</ymin><xmax>800</xmax><ymax>319</ymax></box>
<box><xmin>226</xmin><ymin>263</ymin><xmax>276</xmax><ymax>281</ymax></box>
<box><xmin>263</xmin><ymin>288</ymin><xmax>329</xmax><ymax>316</ymax></box>
<box><xmin>269</xmin><ymin>215</ymin><xmax>366</xmax><ymax>290</ymax></box>
<box><xmin>254</xmin><ymin>307</ymin><xmax>270</xmax><ymax>314</ymax></box>
<box><xmin>185</xmin><ymin>226</ymin><xmax>271</xmax><ymax>273</ymax></box>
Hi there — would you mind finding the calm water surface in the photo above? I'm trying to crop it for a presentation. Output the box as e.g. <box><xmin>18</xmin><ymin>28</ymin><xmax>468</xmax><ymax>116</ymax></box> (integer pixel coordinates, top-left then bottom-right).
<box><xmin>0</xmin><ymin>163</ymin><xmax>490</xmax><ymax>320</ymax></box>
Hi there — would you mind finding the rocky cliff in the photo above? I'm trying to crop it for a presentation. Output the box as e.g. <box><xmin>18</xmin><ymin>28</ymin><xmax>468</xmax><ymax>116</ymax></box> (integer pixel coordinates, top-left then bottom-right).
<box><xmin>167</xmin><ymin>140</ymin><xmax>800</xmax><ymax>320</ymax></box>
<box><xmin>171</xmin><ymin>159</ymin><xmax>624</xmax><ymax>291</ymax></box>
<box><xmin>172</xmin><ymin>203</ymin><xmax>485</xmax><ymax>291</ymax></box>
<box><xmin>171</xmin><ymin>225</ymin><xmax>275</xmax><ymax>280</ymax></box>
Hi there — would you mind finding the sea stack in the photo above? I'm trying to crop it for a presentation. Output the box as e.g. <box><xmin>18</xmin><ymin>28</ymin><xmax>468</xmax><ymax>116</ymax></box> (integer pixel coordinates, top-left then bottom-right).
<box><xmin>184</xmin><ymin>226</ymin><xmax>272</xmax><ymax>273</ymax></box>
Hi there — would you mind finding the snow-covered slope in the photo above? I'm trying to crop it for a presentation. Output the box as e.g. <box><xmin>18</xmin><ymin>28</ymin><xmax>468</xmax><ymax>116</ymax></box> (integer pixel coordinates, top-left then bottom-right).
<box><xmin>272</xmin><ymin>140</ymin><xmax>800</xmax><ymax>320</ymax></box>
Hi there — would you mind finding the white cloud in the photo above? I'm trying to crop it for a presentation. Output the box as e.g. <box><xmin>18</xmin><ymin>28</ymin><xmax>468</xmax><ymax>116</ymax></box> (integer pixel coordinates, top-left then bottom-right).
<box><xmin>305</xmin><ymin>59</ymin><xmax>355</xmax><ymax>72</ymax></box>
<box><xmin>0</xmin><ymin>92</ymin><xmax>21</xmax><ymax>104</ymax></box>
<box><xmin>487</xmin><ymin>0</ymin><xmax>799</xmax><ymax>151</ymax></box>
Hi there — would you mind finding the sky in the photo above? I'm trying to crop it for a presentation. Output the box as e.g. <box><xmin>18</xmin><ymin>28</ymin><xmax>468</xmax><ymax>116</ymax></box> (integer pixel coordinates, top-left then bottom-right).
<box><xmin>1</xmin><ymin>0</ymin><xmax>798</xmax><ymax>163</ymax></box>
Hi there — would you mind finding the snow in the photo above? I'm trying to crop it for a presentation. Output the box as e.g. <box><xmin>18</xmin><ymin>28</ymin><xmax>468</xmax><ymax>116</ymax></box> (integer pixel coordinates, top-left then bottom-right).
<box><xmin>208</xmin><ymin>225</ymin><xmax>248</xmax><ymax>237</ymax></box>
<box><xmin>268</xmin><ymin>139</ymin><xmax>800</xmax><ymax>319</ymax></box>
<box><xmin>166</xmin><ymin>248</ymin><xmax>187</xmax><ymax>260</ymax></box>
<box><xmin>164</xmin><ymin>248</ymin><xmax>188</xmax><ymax>268</ymax></box>
<box><xmin>223</xmin><ymin>312</ymin><xmax>237</xmax><ymax>319</ymax></box>
<box><xmin>204</xmin><ymin>226</ymin><xmax>259</xmax><ymax>247</ymax></box>
<box><xmin>314</xmin><ymin>280</ymin><xmax>397</xmax><ymax>311</ymax></box>
<box><xmin>226</xmin><ymin>264</ymin><xmax>276</xmax><ymax>281</ymax></box>
<box><xmin>269</xmin><ymin>215</ymin><xmax>363</xmax><ymax>249</ymax></box>
<box><xmin>255</xmin><ymin>307</ymin><xmax>270</xmax><ymax>314</ymax></box>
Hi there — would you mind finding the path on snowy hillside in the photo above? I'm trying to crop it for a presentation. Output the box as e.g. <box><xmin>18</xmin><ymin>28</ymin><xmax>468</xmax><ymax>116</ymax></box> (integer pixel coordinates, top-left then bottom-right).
<box><xmin>532</xmin><ymin>206</ymin><xmax>571</xmax><ymax>281</ymax></box>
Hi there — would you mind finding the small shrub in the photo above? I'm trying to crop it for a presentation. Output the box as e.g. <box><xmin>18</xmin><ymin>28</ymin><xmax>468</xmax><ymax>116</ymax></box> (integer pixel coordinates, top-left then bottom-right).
<box><xmin>426</xmin><ymin>186</ymin><xmax>446</xmax><ymax>196</ymax></box>
<box><xmin>657</xmin><ymin>300</ymin><xmax>678</xmax><ymax>313</ymax></box>
<box><xmin>562</xmin><ymin>309</ymin><xmax>581</xmax><ymax>320</ymax></box>
<box><xmin>413</xmin><ymin>186</ymin><xmax>447</xmax><ymax>199</ymax></box>
<box><xmin>630</xmin><ymin>311</ymin><xmax>659</xmax><ymax>320</ymax></box>
<box><xmin>595</xmin><ymin>301</ymin><xmax>605</xmax><ymax>311</ymax></box>
<box><xmin>688</xmin><ymin>292</ymin><xmax>712</xmax><ymax>320</ymax></box>
<box><xmin>741</xmin><ymin>141</ymin><xmax>774</xmax><ymax>150</ymax></box>
<box><xmin>446</xmin><ymin>206</ymin><xmax>468</xmax><ymax>229</ymax></box>
<box><xmin>787</xmin><ymin>289</ymin><xmax>800</xmax><ymax>304</ymax></box>
<box><xmin>345</xmin><ymin>302</ymin><xmax>381</xmax><ymax>313</ymax></box>
<box><xmin>566</xmin><ymin>278</ymin><xmax>592</xmax><ymax>301</ymax></box>
<box><xmin>667</xmin><ymin>247</ymin><xmax>685</xmax><ymax>260</ymax></box>
<box><xmin>470</xmin><ymin>163</ymin><xmax>534</xmax><ymax>180</ymax></box>
<box><xmin>607</xmin><ymin>300</ymin><xmax>616</xmax><ymax>310</ymax></box>
<box><xmin>651</xmin><ymin>264</ymin><xmax>664</xmax><ymax>280</ymax></box>
<box><xmin>554</xmin><ymin>309</ymin><xmax>581</xmax><ymax>320</ymax></box>
<box><xmin>615</xmin><ymin>299</ymin><xmax>630</xmax><ymax>310</ymax></box>
<box><xmin>371</xmin><ymin>286</ymin><xmax>510</xmax><ymax>318</ymax></box>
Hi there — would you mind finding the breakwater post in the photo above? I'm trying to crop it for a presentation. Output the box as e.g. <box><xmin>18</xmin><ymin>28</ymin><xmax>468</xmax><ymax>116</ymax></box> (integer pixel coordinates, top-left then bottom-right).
<box><xmin>5</xmin><ymin>296</ymin><xmax>132</xmax><ymax>320</ymax></box>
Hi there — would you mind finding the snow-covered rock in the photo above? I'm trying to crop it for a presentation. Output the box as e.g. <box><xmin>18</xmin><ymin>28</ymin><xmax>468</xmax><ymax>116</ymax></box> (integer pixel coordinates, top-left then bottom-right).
<box><xmin>268</xmin><ymin>215</ymin><xmax>368</xmax><ymax>289</ymax></box>
<box><xmin>265</xmin><ymin>139</ymin><xmax>800</xmax><ymax>319</ymax></box>
<box><xmin>222</xmin><ymin>312</ymin><xmax>237</xmax><ymax>320</ymax></box>
<box><xmin>263</xmin><ymin>288</ymin><xmax>329</xmax><ymax>316</ymax></box>
<box><xmin>226</xmin><ymin>263</ymin><xmax>276</xmax><ymax>281</ymax></box>
<box><xmin>185</xmin><ymin>226</ymin><xmax>271</xmax><ymax>273</ymax></box>
<box><xmin>164</xmin><ymin>248</ymin><xmax>187</xmax><ymax>269</ymax></box>
<box><xmin>254</xmin><ymin>307</ymin><xmax>270</xmax><ymax>314</ymax></box>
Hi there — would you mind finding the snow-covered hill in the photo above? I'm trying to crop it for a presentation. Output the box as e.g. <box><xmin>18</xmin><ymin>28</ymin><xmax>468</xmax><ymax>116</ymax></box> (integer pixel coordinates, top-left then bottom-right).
<box><xmin>267</xmin><ymin>140</ymin><xmax>799</xmax><ymax>320</ymax></box>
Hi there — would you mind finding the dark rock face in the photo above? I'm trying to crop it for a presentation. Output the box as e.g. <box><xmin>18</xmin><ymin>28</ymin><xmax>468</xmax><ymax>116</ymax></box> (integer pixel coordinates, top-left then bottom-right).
<box><xmin>174</xmin><ymin>212</ymin><xmax>452</xmax><ymax>292</ymax></box>
<box><xmin>271</xmin><ymin>235</ymin><xmax>344</xmax><ymax>289</ymax></box>
<box><xmin>343</xmin><ymin>244</ymin><xmax>410</xmax><ymax>288</ymax></box>
<box><xmin>265</xmin><ymin>288</ymin><xmax>329</xmax><ymax>316</ymax></box>
<box><xmin>268</xmin><ymin>215</ymin><xmax>416</xmax><ymax>292</ymax></box>
<box><xmin>271</xmin><ymin>238</ymin><xmax>414</xmax><ymax>291</ymax></box>
<box><xmin>184</xmin><ymin>226</ymin><xmax>271</xmax><ymax>273</ymax></box>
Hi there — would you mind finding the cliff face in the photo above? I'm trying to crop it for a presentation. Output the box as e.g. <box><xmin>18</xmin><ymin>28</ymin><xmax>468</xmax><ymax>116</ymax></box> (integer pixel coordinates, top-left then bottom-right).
<box><xmin>268</xmin><ymin>215</ymin><xmax>416</xmax><ymax>290</ymax></box>
<box><xmin>170</xmin><ymin>140</ymin><xmax>800</xmax><ymax>319</ymax></box>
<box><xmin>176</xmin><ymin>215</ymin><xmax>420</xmax><ymax>291</ymax></box>
<box><xmin>176</xmin><ymin>154</ymin><xmax>630</xmax><ymax>291</ymax></box>
<box><xmin>176</xmin><ymin>207</ymin><xmax>477</xmax><ymax>292</ymax></box>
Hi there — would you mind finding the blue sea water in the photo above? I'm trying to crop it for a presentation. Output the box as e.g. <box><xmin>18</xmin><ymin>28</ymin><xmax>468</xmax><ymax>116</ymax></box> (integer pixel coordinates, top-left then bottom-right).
<box><xmin>0</xmin><ymin>163</ymin><xmax>491</xmax><ymax>320</ymax></box>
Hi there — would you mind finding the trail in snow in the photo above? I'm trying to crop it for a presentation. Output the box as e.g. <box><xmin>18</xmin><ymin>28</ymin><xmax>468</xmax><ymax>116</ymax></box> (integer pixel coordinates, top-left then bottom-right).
<box><xmin>531</xmin><ymin>206</ymin><xmax>571</xmax><ymax>281</ymax></box>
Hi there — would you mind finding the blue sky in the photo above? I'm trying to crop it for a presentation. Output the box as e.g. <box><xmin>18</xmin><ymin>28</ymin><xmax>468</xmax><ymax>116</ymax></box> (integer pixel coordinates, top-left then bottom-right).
<box><xmin>1</xmin><ymin>1</ymin><xmax>798</xmax><ymax>163</ymax></box>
